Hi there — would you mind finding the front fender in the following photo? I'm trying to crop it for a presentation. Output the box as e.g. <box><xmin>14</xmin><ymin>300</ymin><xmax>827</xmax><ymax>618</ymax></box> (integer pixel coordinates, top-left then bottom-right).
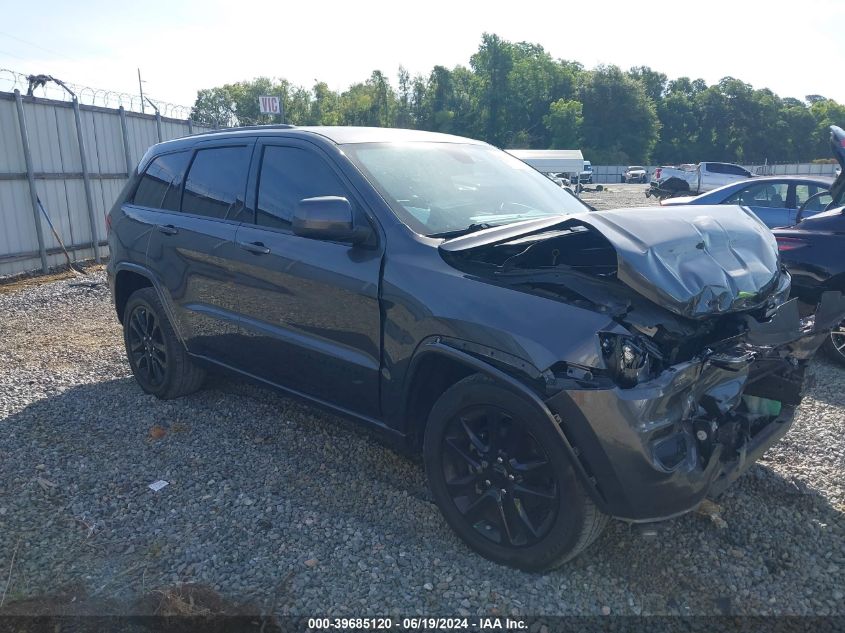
<box><xmin>403</xmin><ymin>338</ymin><xmax>611</xmax><ymax>513</ymax></box>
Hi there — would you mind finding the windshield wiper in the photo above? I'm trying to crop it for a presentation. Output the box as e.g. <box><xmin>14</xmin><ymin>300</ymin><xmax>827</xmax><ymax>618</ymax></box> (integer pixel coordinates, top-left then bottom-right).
<box><xmin>428</xmin><ymin>222</ymin><xmax>496</xmax><ymax>239</ymax></box>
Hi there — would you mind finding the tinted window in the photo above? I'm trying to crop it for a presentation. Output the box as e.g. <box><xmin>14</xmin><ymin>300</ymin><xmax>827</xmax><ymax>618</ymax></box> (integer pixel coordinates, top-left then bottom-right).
<box><xmin>256</xmin><ymin>146</ymin><xmax>347</xmax><ymax>229</ymax></box>
<box><xmin>725</xmin><ymin>182</ymin><xmax>788</xmax><ymax>208</ymax></box>
<box><xmin>728</xmin><ymin>164</ymin><xmax>751</xmax><ymax>176</ymax></box>
<box><xmin>133</xmin><ymin>151</ymin><xmax>191</xmax><ymax>210</ymax></box>
<box><xmin>706</xmin><ymin>163</ymin><xmax>725</xmax><ymax>174</ymax></box>
<box><xmin>182</xmin><ymin>146</ymin><xmax>251</xmax><ymax>220</ymax></box>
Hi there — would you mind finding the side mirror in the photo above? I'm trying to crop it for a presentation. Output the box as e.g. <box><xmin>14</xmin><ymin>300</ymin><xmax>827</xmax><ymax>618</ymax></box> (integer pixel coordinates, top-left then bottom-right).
<box><xmin>292</xmin><ymin>196</ymin><xmax>370</xmax><ymax>244</ymax></box>
<box><xmin>796</xmin><ymin>191</ymin><xmax>833</xmax><ymax>223</ymax></box>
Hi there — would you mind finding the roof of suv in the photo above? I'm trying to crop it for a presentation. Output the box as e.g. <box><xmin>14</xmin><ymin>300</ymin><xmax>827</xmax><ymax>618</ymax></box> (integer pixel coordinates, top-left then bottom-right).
<box><xmin>187</xmin><ymin>125</ymin><xmax>486</xmax><ymax>146</ymax></box>
<box><xmin>144</xmin><ymin>126</ymin><xmax>488</xmax><ymax>163</ymax></box>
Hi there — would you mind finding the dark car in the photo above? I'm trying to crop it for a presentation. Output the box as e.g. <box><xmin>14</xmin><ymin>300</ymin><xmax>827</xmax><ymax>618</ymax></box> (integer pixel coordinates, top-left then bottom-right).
<box><xmin>774</xmin><ymin>126</ymin><xmax>845</xmax><ymax>365</ymax></box>
<box><xmin>661</xmin><ymin>176</ymin><xmax>834</xmax><ymax>229</ymax></box>
<box><xmin>106</xmin><ymin>126</ymin><xmax>845</xmax><ymax>571</ymax></box>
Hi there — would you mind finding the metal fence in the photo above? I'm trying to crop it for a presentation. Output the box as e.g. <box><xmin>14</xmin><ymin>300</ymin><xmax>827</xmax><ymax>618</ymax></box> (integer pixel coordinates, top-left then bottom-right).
<box><xmin>590</xmin><ymin>163</ymin><xmax>839</xmax><ymax>184</ymax></box>
<box><xmin>0</xmin><ymin>89</ymin><xmax>212</xmax><ymax>277</ymax></box>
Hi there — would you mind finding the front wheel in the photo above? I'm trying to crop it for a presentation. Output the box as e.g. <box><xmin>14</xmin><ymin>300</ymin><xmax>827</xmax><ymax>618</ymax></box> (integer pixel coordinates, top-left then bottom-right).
<box><xmin>423</xmin><ymin>375</ymin><xmax>607</xmax><ymax>571</ymax></box>
<box><xmin>123</xmin><ymin>287</ymin><xmax>206</xmax><ymax>399</ymax></box>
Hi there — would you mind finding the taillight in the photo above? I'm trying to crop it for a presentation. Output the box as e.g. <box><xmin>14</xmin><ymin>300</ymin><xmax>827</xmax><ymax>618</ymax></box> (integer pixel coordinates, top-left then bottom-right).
<box><xmin>654</xmin><ymin>168</ymin><xmax>662</xmax><ymax>179</ymax></box>
<box><xmin>105</xmin><ymin>213</ymin><xmax>112</xmax><ymax>235</ymax></box>
<box><xmin>775</xmin><ymin>236</ymin><xmax>807</xmax><ymax>251</ymax></box>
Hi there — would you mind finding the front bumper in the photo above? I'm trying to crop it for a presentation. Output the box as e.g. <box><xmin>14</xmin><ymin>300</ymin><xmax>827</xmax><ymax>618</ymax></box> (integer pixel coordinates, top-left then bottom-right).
<box><xmin>544</xmin><ymin>293</ymin><xmax>845</xmax><ymax>522</ymax></box>
<box><xmin>546</xmin><ymin>357</ymin><xmax>799</xmax><ymax>521</ymax></box>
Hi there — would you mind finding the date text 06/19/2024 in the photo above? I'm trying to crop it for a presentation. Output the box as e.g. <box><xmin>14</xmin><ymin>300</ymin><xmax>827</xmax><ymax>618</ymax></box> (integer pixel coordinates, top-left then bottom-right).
<box><xmin>307</xmin><ymin>617</ymin><xmax>528</xmax><ymax>630</ymax></box>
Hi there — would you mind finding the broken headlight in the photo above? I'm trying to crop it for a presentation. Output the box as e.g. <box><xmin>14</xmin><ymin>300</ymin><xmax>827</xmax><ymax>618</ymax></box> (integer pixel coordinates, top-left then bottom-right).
<box><xmin>599</xmin><ymin>333</ymin><xmax>654</xmax><ymax>388</ymax></box>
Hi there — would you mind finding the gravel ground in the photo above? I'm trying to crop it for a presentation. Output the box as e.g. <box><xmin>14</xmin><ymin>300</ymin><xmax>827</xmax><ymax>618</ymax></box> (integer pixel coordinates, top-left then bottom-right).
<box><xmin>0</xmin><ymin>184</ymin><xmax>843</xmax><ymax>618</ymax></box>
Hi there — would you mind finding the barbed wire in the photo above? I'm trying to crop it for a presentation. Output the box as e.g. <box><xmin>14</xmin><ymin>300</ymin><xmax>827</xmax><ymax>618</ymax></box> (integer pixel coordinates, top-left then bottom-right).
<box><xmin>0</xmin><ymin>68</ymin><xmax>193</xmax><ymax>119</ymax></box>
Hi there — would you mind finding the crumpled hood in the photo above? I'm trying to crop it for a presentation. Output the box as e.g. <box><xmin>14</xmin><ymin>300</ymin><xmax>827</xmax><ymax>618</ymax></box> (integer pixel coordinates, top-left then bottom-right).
<box><xmin>440</xmin><ymin>205</ymin><xmax>783</xmax><ymax>319</ymax></box>
<box><xmin>580</xmin><ymin>205</ymin><xmax>781</xmax><ymax>318</ymax></box>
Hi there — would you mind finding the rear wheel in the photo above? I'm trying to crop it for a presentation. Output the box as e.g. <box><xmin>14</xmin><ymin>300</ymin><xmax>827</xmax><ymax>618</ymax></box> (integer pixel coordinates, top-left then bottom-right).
<box><xmin>123</xmin><ymin>287</ymin><xmax>205</xmax><ymax>399</ymax></box>
<box><xmin>423</xmin><ymin>374</ymin><xmax>607</xmax><ymax>571</ymax></box>
<box><xmin>823</xmin><ymin>321</ymin><xmax>845</xmax><ymax>366</ymax></box>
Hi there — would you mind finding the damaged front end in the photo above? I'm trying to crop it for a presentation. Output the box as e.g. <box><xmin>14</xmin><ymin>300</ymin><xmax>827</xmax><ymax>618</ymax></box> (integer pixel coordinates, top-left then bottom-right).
<box><xmin>439</xmin><ymin>206</ymin><xmax>845</xmax><ymax>520</ymax></box>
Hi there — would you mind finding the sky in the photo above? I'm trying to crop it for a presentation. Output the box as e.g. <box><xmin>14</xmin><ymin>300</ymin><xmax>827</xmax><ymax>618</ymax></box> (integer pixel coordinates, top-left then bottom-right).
<box><xmin>0</xmin><ymin>0</ymin><xmax>843</xmax><ymax>109</ymax></box>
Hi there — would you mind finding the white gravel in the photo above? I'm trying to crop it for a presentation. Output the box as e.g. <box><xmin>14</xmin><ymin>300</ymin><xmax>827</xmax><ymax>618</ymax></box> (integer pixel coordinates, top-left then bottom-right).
<box><xmin>0</xmin><ymin>184</ymin><xmax>843</xmax><ymax>617</ymax></box>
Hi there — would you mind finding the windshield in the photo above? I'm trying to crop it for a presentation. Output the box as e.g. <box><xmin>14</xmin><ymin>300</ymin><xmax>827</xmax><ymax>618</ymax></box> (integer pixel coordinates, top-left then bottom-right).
<box><xmin>342</xmin><ymin>142</ymin><xmax>589</xmax><ymax>236</ymax></box>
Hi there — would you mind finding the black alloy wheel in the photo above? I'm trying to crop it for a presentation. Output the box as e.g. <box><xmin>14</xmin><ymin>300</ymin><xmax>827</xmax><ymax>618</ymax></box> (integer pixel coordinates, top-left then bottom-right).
<box><xmin>441</xmin><ymin>405</ymin><xmax>558</xmax><ymax>547</ymax></box>
<box><xmin>424</xmin><ymin>374</ymin><xmax>607</xmax><ymax>570</ymax></box>
<box><xmin>122</xmin><ymin>287</ymin><xmax>205</xmax><ymax>399</ymax></box>
<box><xmin>127</xmin><ymin>304</ymin><xmax>167</xmax><ymax>387</ymax></box>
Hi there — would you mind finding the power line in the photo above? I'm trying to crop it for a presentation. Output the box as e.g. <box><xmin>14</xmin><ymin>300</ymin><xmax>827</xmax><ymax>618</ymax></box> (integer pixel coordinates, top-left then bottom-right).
<box><xmin>0</xmin><ymin>30</ymin><xmax>78</xmax><ymax>62</ymax></box>
<box><xmin>0</xmin><ymin>48</ymin><xmax>26</xmax><ymax>61</ymax></box>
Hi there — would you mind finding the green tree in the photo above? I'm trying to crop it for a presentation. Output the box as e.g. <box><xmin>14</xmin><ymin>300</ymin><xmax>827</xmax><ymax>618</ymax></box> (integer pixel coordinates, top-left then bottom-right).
<box><xmin>470</xmin><ymin>33</ymin><xmax>514</xmax><ymax>146</ymax></box>
<box><xmin>579</xmin><ymin>65</ymin><xmax>660</xmax><ymax>163</ymax></box>
<box><xmin>191</xmin><ymin>86</ymin><xmax>237</xmax><ymax>127</ymax></box>
<box><xmin>310</xmin><ymin>81</ymin><xmax>341</xmax><ymax>125</ymax></box>
<box><xmin>627</xmin><ymin>66</ymin><xmax>667</xmax><ymax>102</ymax></box>
<box><xmin>809</xmin><ymin>99</ymin><xmax>845</xmax><ymax>157</ymax></box>
<box><xmin>544</xmin><ymin>99</ymin><xmax>582</xmax><ymax>149</ymax></box>
<box><xmin>189</xmin><ymin>33</ymin><xmax>845</xmax><ymax>164</ymax></box>
<box><xmin>396</xmin><ymin>66</ymin><xmax>412</xmax><ymax>128</ymax></box>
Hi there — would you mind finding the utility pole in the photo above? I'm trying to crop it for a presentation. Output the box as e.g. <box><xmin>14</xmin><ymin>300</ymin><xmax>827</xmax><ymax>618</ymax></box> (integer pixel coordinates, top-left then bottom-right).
<box><xmin>138</xmin><ymin>68</ymin><xmax>145</xmax><ymax>113</ymax></box>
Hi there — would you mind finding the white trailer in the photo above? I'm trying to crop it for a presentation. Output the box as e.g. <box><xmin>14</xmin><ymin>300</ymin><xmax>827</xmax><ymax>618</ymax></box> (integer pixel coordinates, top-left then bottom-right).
<box><xmin>506</xmin><ymin>149</ymin><xmax>585</xmax><ymax>184</ymax></box>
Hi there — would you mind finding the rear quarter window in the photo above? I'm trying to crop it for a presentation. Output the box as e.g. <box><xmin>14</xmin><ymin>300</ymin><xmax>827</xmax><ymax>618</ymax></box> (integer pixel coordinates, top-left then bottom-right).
<box><xmin>133</xmin><ymin>151</ymin><xmax>192</xmax><ymax>210</ymax></box>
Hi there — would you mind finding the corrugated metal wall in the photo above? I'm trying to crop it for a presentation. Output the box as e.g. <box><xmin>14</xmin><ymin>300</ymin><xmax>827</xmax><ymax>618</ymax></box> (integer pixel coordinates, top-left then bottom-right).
<box><xmin>0</xmin><ymin>90</ymin><xmax>213</xmax><ymax>277</ymax></box>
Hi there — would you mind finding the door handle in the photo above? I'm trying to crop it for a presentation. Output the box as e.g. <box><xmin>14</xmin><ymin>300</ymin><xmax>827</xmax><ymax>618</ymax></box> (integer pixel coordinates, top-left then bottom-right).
<box><xmin>238</xmin><ymin>241</ymin><xmax>270</xmax><ymax>255</ymax></box>
<box><xmin>157</xmin><ymin>224</ymin><xmax>178</xmax><ymax>235</ymax></box>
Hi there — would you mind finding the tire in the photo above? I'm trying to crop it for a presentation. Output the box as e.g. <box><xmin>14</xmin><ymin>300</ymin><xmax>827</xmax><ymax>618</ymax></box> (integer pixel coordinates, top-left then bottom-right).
<box><xmin>823</xmin><ymin>321</ymin><xmax>845</xmax><ymax>367</ymax></box>
<box><xmin>423</xmin><ymin>374</ymin><xmax>608</xmax><ymax>571</ymax></box>
<box><xmin>123</xmin><ymin>287</ymin><xmax>206</xmax><ymax>399</ymax></box>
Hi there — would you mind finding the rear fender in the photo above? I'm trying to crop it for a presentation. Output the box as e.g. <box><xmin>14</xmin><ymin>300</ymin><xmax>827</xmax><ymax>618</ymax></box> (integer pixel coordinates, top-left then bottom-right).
<box><xmin>113</xmin><ymin>262</ymin><xmax>187</xmax><ymax>346</ymax></box>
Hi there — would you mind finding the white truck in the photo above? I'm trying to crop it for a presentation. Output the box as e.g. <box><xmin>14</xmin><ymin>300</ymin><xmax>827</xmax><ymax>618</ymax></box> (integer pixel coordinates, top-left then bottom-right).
<box><xmin>646</xmin><ymin>162</ymin><xmax>754</xmax><ymax>199</ymax></box>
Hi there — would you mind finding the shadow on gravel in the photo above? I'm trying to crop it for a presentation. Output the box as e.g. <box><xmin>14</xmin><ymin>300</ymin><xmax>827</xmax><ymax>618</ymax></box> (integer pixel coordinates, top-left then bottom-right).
<box><xmin>0</xmin><ymin>374</ymin><xmax>843</xmax><ymax>617</ymax></box>
<box><xmin>0</xmin><ymin>582</ymin><xmax>278</xmax><ymax>631</ymax></box>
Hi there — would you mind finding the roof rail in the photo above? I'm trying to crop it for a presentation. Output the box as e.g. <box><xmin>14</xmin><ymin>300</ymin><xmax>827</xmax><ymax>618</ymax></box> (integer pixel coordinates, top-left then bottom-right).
<box><xmin>192</xmin><ymin>124</ymin><xmax>296</xmax><ymax>136</ymax></box>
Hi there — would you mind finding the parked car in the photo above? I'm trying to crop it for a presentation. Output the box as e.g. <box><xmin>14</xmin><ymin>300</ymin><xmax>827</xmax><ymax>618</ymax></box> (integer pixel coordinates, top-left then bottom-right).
<box><xmin>579</xmin><ymin>160</ymin><xmax>593</xmax><ymax>184</ymax></box>
<box><xmin>773</xmin><ymin>125</ymin><xmax>845</xmax><ymax>365</ymax></box>
<box><xmin>107</xmin><ymin>125</ymin><xmax>845</xmax><ymax>571</ymax></box>
<box><xmin>647</xmin><ymin>162</ymin><xmax>753</xmax><ymax>199</ymax></box>
<box><xmin>660</xmin><ymin>176</ymin><xmax>833</xmax><ymax>229</ymax></box>
<box><xmin>623</xmin><ymin>166</ymin><xmax>648</xmax><ymax>183</ymax></box>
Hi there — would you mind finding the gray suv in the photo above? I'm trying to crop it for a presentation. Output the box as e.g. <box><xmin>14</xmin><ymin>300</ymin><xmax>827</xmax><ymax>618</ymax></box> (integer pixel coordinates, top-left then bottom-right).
<box><xmin>107</xmin><ymin>125</ymin><xmax>845</xmax><ymax>570</ymax></box>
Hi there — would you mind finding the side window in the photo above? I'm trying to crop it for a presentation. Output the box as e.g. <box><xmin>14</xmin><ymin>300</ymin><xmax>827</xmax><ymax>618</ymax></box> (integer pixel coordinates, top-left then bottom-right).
<box><xmin>728</xmin><ymin>164</ymin><xmax>750</xmax><ymax>176</ymax></box>
<box><xmin>256</xmin><ymin>146</ymin><xmax>348</xmax><ymax>230</ymax></box>
<box><xmin>182</xmin><ymin>146</ymin><xmax>251</xmax><ymax>220</ymax></box>
<box><xmin>725</xmin><ymin>182</ymin><xmax>788</xmax><ymax>208</ymax></box>
<box><xmin>133</xmin><ymin>151</ymin><xmax>191</xmax><ymax>210</ymax></box>
<box><xmin>795</xmin><ymin>184</ymin><xmax>821</xmax><ymax>207</ymax></box>
<box><xmin>803</xmin><ymin>192</ymin><xmax>833</xmax><ymax>214</ymax></box>
<box><xmin>706</xmin><ymin>163</ymin><xmax>724</xmax><ymax>175</ymax></box>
